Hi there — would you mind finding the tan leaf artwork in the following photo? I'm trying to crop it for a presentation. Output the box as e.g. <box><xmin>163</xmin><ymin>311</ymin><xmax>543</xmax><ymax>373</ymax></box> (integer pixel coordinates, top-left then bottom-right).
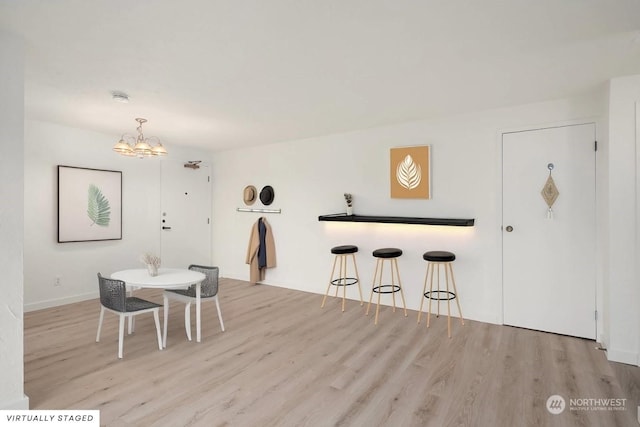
<box><xmin>390</xmin><ymin>146</ymin><xmax>431</xmax><ymax>199</ymax></box>
<box><xmin>396</xmin><ymin>155</ymin><xmax>422</xmax><ymax>190</ymax></box>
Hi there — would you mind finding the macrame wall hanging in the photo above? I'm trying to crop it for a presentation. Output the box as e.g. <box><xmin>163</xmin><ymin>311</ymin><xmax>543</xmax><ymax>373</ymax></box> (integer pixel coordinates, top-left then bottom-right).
<box><xmin>541</xmin><ymin>163</ymin><xmax>559</xmax><ymax>219</ymax></box>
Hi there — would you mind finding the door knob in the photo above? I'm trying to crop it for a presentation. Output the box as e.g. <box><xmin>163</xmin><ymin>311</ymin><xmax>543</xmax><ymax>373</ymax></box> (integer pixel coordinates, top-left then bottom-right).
<box><xmin>162</xmin><ymin>226</ymin><xmax>172</xmax><ymax>230</ymax></box>
<box><xmin>505</xmin><ymin>225</ymin><xmax>513</xmax><ymax>232</ymax></box>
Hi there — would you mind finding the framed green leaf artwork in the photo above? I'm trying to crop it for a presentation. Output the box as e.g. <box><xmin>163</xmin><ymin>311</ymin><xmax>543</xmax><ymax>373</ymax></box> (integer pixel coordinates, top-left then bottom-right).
<box><xmin>57</xmin><ymin>165</ymin><xmax>122</xmax><ymax>243</ymax></box>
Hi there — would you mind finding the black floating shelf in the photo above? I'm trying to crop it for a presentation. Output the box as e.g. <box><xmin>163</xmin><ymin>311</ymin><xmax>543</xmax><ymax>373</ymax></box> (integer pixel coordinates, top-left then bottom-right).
<box><xmin>318</xmin><ymin>214</ymin><xmax>475</xmax><ymax>227</ymax></box>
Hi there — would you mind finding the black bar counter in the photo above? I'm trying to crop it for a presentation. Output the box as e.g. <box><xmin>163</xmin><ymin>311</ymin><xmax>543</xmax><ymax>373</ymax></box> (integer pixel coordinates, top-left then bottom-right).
<box><xmin>318</xmin><ymin>214</ymin><xmax>475</xmax><ymax>227</ymax></box>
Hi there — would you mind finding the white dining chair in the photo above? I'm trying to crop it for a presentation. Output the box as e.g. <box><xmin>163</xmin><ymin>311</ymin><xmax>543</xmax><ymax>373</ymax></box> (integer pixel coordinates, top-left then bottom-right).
<box><xmin>96</xmin><ymin>273</ymin><xmax>163</xmax><ymax>358</ymax></box>
<box><xmin>163</xmin><ymin>265</ymin><xmax>225</xmax><ymax>347</ymax></box>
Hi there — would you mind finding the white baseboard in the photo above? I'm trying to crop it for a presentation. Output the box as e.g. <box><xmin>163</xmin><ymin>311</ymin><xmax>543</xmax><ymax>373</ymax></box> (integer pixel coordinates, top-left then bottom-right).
<box><xmin>221</xmin><ymin>271</ymin><xmax>249</xmax><ymax>282</ymax></box>
<box><xmin>0</xmin><ymin>394</ymin><xmax>29</xmax><ymax>410</ymax></box>
<box><xmin>24</xmin><ymin>291</ymin><xmax>98</xmax><ymax>312</ymax></box>
<box><xmin>606</xmin><ymin>348</ymin><xmax>639</xmax><ymax>366</ymax></box>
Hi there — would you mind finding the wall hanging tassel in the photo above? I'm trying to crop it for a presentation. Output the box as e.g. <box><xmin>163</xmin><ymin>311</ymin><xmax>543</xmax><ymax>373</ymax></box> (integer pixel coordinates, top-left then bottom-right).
<box><xmin>541</xmin><ymin>163</ymin><xmax>559</xmax><ymax>220</ymax></box>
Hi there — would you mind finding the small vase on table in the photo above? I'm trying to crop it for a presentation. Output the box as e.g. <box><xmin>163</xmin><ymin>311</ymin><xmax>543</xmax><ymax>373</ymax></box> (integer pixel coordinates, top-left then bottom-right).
<box><xmin>140</xmin><ymin>252</ymin><xmax>161</xmax><ymax>277</ymax></box>
<box><xmin>147</xmin><ymin>263</ymin><xmax>158</xmax><ymax>277</ymax></box>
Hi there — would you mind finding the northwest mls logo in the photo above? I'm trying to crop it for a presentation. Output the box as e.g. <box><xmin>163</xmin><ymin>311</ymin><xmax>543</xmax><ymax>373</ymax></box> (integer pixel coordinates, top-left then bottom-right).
<box><xmin>546</xmin><ymin>394</ymin><xmax>566</xmax><ymax>415</ymax></box>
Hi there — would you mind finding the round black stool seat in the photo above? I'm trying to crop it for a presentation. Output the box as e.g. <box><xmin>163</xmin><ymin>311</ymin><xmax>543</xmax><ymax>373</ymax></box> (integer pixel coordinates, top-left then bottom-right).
<box><xmin>423</xmin><ymin>251</ymin><xmax>456</xmax><ymax>262</ymax></box>
<box><xmin>418</xmin><ymin>250</ymin><xmax>464</xmax><ymax>337</ymax></box>
<box><xmin>322</xmin><ymin>244</ymin><xmax>363</xmax><ymax>311</ymax></box>
<box><xmin>373</xmin><ymin>248</ymin><xmax>402</xmax><ymax>258</ymax></box>
<box><xmin>367</xmin><ymin>247</ymin><xmax>407</xmax><ymax>323</ymax></box>
<box><xmin>331</xmin><ymin>245</ymin><xmax>358</xmax><ymax>255</ymax></box>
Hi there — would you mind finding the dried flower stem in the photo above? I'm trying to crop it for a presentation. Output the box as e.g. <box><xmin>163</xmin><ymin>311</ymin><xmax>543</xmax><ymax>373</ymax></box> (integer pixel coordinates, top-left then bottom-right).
<box><xmin>140</xmin><ymin>253</ymin><xmax>161</xmax><ymax>268</ymax></box>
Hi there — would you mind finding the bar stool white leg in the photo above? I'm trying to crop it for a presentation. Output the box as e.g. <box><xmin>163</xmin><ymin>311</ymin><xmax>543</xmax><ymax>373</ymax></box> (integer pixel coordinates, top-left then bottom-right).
<box><xmin>445</xmin><ymin>263</ymin><xmax>452</xmax><ymax>338</ymax></box>
<box><xmin>417</xmin><ymin>264</ymin><xmax>429</xmax><ymax>324</ymax></box>
<box><xmin>351</xmin><ymin>254</ymin><xmax>363</xmax><ymax>305</ymax></box>
<box><xmin>390</xmin><ymin>259</ymin><xmax>397</xmax><ymax>312</ymax></box>
<box><xmin>341</xmin><ymin>255</ymin><xmax>348</xmax><ymax>312</ymax></box>
<box><xmin>394</xmin><ymin>258</ymin><xmax>407</xmax><ymax>317</ymax></box>
<box><xmin>321</xmin><ymin>256</ymin><xmax>338</xmax><ymax>308</ymax></box>
<box><xmin>366</xmin><ymin>260</ymin><xmax>380</xmax><ymax>316</ymax></box>
<box><xmin>335</xmin><ymin>255</ymin><xmax>344</xmax><ymax>298</ymax></box>
<box><xmin>436</xmin><ymin>263</ymin><xmax>442</xmax><ymax>318</ymax></box>
<box><xmin>448</xmin><ymin>262</ymin><xmax>464</xmax><ymax>325</ymax></box>
<box><xmin>374</xmin><ymin>259</ymin><xmax>384</xmax><ymax>325</ymax></box>
<box><xmin>427</xmin><ymin>263</ymin><xmax>435</xmax><ymax>328</ymax></box>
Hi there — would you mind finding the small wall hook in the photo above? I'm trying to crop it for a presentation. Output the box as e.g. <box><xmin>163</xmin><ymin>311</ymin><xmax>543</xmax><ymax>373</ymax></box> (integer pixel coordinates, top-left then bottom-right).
<box><xmin>184</xmin><ymin>161</ymin><xmax>201</xmax><ymax>169</ymax></box>
<box><xmin>547</xmin><ymin>163</ymin><xmax>554</xmax><ymax>171</ymax></box>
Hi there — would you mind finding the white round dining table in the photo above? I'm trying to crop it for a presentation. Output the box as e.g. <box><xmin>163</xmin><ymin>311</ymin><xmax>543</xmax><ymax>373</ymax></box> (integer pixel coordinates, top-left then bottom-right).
<box><xmin>111</xmin><ymin>268</ymin><xmax>206</xmax><ymax>346</ymax></box>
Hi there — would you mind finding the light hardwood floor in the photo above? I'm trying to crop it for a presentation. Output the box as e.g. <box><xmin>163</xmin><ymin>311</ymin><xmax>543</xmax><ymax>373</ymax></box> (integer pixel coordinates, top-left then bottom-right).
<box><xmin>25</xmin><ymin>279</ymin><xmax>639</xmax><ymax>427</ymax></box>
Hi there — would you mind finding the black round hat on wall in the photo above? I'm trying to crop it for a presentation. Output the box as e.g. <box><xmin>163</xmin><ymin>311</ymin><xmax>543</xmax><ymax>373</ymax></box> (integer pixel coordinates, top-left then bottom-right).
<box><xmin>259</xmin><ymin>185</ymin><xmax>275</xmax><ymax>206</ymax></box>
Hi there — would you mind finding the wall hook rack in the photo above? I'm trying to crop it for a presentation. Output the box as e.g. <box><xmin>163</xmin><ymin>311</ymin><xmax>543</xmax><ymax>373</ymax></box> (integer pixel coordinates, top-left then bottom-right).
<box><xmin>237</xmin><ymin>208</ymin><xmax>282</xmax><ymax>214</ymax></box>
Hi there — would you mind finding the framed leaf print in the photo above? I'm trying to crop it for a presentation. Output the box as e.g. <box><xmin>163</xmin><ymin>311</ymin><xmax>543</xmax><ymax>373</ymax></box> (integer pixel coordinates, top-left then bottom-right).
<box><xmin>57</xmin><ymin>165</ymin><xmax>122</xmax><ymax>242</ymax></box>
<box><xmin>390</xmin><ymin>145</ymin><xmax>431</xmax><ymax>199</ymax></box>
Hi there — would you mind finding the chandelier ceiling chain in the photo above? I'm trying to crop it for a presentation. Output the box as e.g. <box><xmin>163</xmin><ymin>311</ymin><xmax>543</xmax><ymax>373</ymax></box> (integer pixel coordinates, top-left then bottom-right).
<box><xmin>113</xmin><ymin>117</ymin><xmax>168</xmax><ymax>158</ymax></box>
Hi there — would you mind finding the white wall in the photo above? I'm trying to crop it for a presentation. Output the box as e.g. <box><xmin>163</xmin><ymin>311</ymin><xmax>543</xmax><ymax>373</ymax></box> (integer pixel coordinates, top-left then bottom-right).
<box><xmin>23</xmin><ymin>120</ymin><xmax>212</xmax><ymax>310</ymax></box>
<box><xmin>212</xmin><ymin>92</ymin><xmax>606</xmax><ymax>327</ymax></box>
<box><xmin>20</xmin><ymin>81</ymin><xmax>637</xmax><ymax>366</ymax></box>
<box><xmin>0</xmin><ymin>32</ymin><xmax>28</xmax><ymax>410</ymax></box>
<box><xmin>606</xmin><ymin>75</ymin><xmax>640</xmax><ymax>365</ymax></box>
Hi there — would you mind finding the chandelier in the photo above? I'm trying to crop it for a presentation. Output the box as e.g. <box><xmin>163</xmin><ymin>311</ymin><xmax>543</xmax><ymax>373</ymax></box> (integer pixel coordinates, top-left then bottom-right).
<box><xmin>113</xmin><ymin>118</ymin><xmax>168</xmax><ymax>158</ymax></box>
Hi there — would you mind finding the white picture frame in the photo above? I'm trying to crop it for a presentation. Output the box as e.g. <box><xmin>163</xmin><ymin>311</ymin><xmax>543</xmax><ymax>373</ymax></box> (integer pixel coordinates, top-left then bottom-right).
<box><xmin>57</xmin><ymin>165</ymin><xmax>122</xmax><ymax>243</ymax></box>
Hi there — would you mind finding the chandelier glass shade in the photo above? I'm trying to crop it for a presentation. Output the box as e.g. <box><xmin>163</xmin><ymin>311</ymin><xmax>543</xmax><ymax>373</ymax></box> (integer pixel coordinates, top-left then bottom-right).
<box><xmin>113</xmin><ymin>118</ymin><xmax>168</xmax><ymax>158</ymax></box>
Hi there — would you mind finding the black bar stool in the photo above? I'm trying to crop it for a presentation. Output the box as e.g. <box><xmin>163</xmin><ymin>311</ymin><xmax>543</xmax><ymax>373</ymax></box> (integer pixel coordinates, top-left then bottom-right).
<box><xmin>321</xmin><ymin>245</ymin><xmax>363</xmax><ymax>312</ymax></box>
<box><xmin>366</xmin><ymin>248</ymin><xmax>407</xmax><ymax>324</ymax></box>
<box><xmin>417</xmin><ymin>250</ymin><xmax>464</xmax><ymax>337</ymax></box>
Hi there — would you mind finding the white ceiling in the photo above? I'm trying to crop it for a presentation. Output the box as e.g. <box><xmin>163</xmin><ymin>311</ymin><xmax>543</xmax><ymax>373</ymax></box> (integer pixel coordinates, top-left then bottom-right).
<box><xmin>1</xmin><ymin>0</ymin><xmax>640</xmax><ymax>151</ymax></box>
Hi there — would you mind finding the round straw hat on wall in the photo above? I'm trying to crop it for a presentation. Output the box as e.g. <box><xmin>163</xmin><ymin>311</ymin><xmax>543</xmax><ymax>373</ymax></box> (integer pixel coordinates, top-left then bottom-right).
<box><xmin>243</xmin><ymin>185</ymin><xmax>257</xmax><ymax>206</ymax></box>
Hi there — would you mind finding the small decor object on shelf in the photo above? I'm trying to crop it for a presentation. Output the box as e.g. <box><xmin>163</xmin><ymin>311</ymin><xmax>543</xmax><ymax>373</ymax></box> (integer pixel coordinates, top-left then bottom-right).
<box><xmin>140</xmin><ymin>253</ymin><xmax>161</xmax><ymax>277</ymax></box>
<box><xmin>344</xmin><ymin>193</ymin><xmax>353</xmax><ymax>215</ymax></box>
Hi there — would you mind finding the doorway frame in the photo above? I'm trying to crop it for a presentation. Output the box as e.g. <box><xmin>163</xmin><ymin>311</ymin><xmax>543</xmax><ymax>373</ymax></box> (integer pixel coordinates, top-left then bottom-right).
<box><xmin>159</xmin><ymin>159</ymin><xmax>213</xmax><ymax>268</ymax></box>
<box><xmin>498</xmin><ymin>118</ymin><xmax>604</xmax><ymax>342</ymax></box>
